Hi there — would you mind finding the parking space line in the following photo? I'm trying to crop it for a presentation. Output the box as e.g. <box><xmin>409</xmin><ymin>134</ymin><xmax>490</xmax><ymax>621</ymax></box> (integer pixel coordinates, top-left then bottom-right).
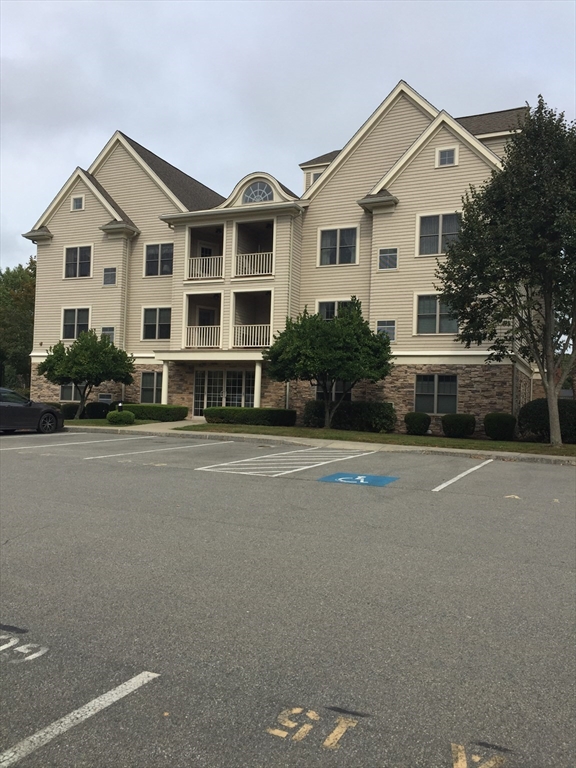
<box><xmin>432</xmin><ymin>459</ymin><xmax>493</xmax><ymax>492</ymax></box>
<box><xmin>0</xmin><ymin>671</ymin><xmax>159</xmax><ymax>767</ymax></box>
<box><xmin>82</xmin><ymin>440</ymin><xmax>233</xmax><ymax>460</ymax></box>
<box><xmin>197</xmin><ymin>447</ymin><xmax>377</xmax><ymax>477</ymax></box>
<box><xmin>0</xmin><ymin>437</ymin><xmax>155</xmax><ymax>452</ymax></box>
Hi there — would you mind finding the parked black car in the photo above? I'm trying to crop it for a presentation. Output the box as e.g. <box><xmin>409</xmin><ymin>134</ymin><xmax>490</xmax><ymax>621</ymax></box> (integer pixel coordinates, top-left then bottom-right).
<box><xmin>0</xmin><ymin>388</ymin><xmax>64</xmax><ymax>434</ymax></box>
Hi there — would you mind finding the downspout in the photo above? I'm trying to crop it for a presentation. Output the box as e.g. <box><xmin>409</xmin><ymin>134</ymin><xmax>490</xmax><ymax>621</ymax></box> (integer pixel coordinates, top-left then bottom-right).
<box><xmin>122</xmin><ymin>235</ymin><xmax>130</xmax><ymax>403</ymax></box>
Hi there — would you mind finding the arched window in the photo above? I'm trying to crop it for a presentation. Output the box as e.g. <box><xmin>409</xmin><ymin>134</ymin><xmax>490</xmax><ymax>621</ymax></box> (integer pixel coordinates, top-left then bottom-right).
<box><xmin>243</xmin><ymin>181</ymin><xmax>273</xmax><ymax>203</ymax></box>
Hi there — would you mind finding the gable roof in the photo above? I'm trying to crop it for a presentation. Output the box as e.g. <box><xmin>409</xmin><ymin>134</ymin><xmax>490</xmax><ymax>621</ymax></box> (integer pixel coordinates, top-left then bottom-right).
<box><xmin>299</xmin><ymin>150</ymin><xmax>341</xmax><ymax>168</ymax></box>
<box><xmin>82</xmin><ymin>170</ymin><xmax>136</xmax><ymax>227</ymax></box>
<box><xmin>456</xmin><ymin>106</ymin><xmax>528</xmax><ymax>136</ymax></box>
<box><xmin>118</xmin><ymin>132</ymin><xmax>225</xmax><ymax>211</ymax></box>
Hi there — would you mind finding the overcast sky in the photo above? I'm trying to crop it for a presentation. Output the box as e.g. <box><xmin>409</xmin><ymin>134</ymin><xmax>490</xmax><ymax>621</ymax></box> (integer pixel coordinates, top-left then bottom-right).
<box><xmin>1</xmin><ymin>0</ymin><xmax>575</xmax><ymax>269</ymax></box>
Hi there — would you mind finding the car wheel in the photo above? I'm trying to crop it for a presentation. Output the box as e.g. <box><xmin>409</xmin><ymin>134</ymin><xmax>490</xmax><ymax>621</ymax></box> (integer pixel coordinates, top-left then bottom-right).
<box><xmin>37</xmin><ymin>412</ymin><xmax>57</xmax><ymax>434</ymax></box>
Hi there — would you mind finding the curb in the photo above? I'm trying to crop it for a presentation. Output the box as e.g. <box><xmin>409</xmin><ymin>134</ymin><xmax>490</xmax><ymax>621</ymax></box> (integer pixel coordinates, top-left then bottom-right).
<box><xmin>63</xmin><ymin>425</ymin><xmax>576</xmax><ymax>466</ymax></box>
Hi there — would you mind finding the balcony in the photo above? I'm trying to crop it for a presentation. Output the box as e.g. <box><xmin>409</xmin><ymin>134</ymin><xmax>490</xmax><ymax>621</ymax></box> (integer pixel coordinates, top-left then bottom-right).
<box><xmin>186</xmin><ymin>325</ymin><xmax>221</xmax><ymax>348</ymax></box>
<box><xmin>233</xmin><ymin>324</ymin><xmax>271</xmax><ymax>348</ymax></box>
<box><xmin>234</xmin><ymin>251</ymin><xmax>273</xmax><ymax>277</ymax></box>
<box><xmin>188</xmin><ymin>255</ymin><xmax>223</xmax><ymax>280</ymax></box>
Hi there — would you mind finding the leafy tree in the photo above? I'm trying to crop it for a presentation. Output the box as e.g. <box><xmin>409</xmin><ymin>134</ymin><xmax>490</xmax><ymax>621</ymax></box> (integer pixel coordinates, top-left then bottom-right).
<box><xmin>263</xmin><ymin>297</ymin><xmax>393</xmax><ymax>428</ymax></box>
<box><xmin>37</xmin><ymin>330</ymin><xmax>135</xmax><ymax>419</ymax></box>
<box><xmin>436</xmin><ymin>97</ymin><xmax>576</xmax><ymax>446</ymax></box>
<box><xmin>0</xmin><ymin>257</ymin><xmax>36</xmax><ymax>391</ymax></box>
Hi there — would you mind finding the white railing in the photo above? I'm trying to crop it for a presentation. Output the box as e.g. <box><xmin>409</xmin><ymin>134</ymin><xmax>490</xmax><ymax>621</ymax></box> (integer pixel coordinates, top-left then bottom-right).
<box><xmin>186</xmin><ymin>325</ymin><xmax>221</xmax><ymax>348</ymax></box>
<box><xmin>234</xmin><ymin>252</ymin><xmax>273</xmax><ymax>277</ymax></box>
<box><xmin>233</xmin><ymin>324</ymin><xmax>271</xmax><ymax>347</ymax></box>
<box><xmin>188</xmin><ymin>256</ymin><xmax>223</xmax><ymax>279</ymax></box>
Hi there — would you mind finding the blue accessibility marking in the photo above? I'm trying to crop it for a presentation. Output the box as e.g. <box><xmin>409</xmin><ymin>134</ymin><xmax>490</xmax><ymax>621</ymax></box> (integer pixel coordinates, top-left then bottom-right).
<box><xmin>319</xmin><ymin>472</ymin><xmax>399</xmax><ymax>486</ymax></box>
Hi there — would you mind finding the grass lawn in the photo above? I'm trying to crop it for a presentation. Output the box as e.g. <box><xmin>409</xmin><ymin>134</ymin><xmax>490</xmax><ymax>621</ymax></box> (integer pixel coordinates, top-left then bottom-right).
<box><xmin>175</xmin><ymin>423</ymin><xmax>576</xmax><ymax>457</ymax></box>
<box><xmin>65</xmin><ymin>419</ymin><xmax>157</xmax><ymax>426</ymax></box>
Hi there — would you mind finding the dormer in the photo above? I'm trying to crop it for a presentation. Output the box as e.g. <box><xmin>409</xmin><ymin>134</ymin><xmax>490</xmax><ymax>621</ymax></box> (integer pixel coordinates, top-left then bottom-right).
<box><xmin>299</xmin><ymin>150</ymin><xmax>341</xmax><ymax>192</ymax></box>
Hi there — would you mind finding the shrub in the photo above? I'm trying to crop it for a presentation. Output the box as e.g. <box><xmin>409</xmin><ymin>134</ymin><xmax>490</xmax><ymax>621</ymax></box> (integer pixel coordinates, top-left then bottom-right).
<box><xmin>404</xmin><ymin>412</ymin><xmax>431</xmax><ymax>435</ymax></box>
<box><xmin>302</xmin><ymin>401</ymin><xmax>396</xmax><ymax>432</ymax></box>
<box><xmin>84</xmin><ymin>401</ymin><xmax>110</xmax><ymax>419</ymax></box>
<box><xmin>121</xmin><ymin>404</ymin><xmax>189</xmax><ymax>421</ymax></box>
<box><xmin>107</xmin><ymin>409</ymin><xmax>135</xmax><ymax>425</ymax></box>
<box><xmin>441</xmin><ymin>413</ymin><xmax>476</xmax><ymax>438</ymax></box>
<box><xmin>483</xmin><ymin>412</ymin><xmax>516</xmax><ymax>441</ymax></box>
<box><xmin>60</xmin><ymin>402</ymin><xmax>80</xmax><ymax>419</ymax></box>
<box><xmin>517</xmin><ymin>398</ymin><xmax>576</xmax><ymax>443</ymax></box>
<box><xmin>203</xmin><ymin>407</ymin><xmax>296</xmax><ymax>427</ymax></box>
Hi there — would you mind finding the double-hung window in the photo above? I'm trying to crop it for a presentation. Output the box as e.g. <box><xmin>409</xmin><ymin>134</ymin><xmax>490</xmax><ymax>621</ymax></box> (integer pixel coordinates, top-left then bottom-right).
<box><xmin>318</xmin><ymin>300</ymin><xmax>352</xmax><ymax>320</ymax></box>
<box><xmin>415</xmin><ymin>375</ymin><xmax>457</xmax><ymax>414</ymax></box>
<box><xmin>65</xmin><ymin>246</ymin><xmax>91</xmax><ymax>278</ymax></box>
<box><xmin>60</xmin><ymin>383</ymin><xmax>82</xmax><ymax>402</ymax></box>
<box><xmin>143</xmin><ymin>308</ymin><xmax>171</xmax><ymax>340</ymax></box>
<box><xmin>416</xmin><ymin>295</ymin><xmax>457</xmax><ymax>334</ymax></box>
<box><xmin>377</xmin><ymin>320</ymin><xmax>396</xmax><ymax>342</ymax></box>
<box><xmin>319</xmin><ymin>228</ymin><xmax>357</xmax><ymax>265</ymax></box>
<box><xmin>145</xmin><ymin>244</ymin><xmax>173</xmax><ymax>276</ymax></box>
<box><xmin>419</xmin><ymin>214</ymin><xmax>460</xmax><ymax>255</ymax></box>
<box><xmin>62</xmin><ymin>308</ymin><xmax>89</xmax><ymax>339</ymax></box>
<box><xmin>141</xmin><ymin>372</ymin><xmax>162</xmax><ymax>403</ymax></box>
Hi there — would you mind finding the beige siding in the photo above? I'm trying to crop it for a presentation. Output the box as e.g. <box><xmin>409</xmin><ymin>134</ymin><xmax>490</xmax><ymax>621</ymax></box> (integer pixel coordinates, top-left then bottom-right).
<box><xmin>33</xmin><ymin>178</ymin><xmax>126</xmax><ymax>352</ymax></box>
<box><xmin>299</xmin><ymin>93</ymin><xmax>432</xmax><ymax>316</ymax></box>
<box><xmin>479</xmin><ymin>135</ymin><xmax>509</xmax><ymax>158</ymax></box>
<box><xmin>370</xmin><ymin>124</ymin><xmax>496</xmax><ymax>353</ymax></box>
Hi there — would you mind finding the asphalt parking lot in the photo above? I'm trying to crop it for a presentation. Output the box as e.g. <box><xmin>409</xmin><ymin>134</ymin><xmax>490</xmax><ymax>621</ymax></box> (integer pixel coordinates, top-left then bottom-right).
<box><xmin>1</xmin><ymin>431</ymin><xmax>574</xmax><ymax>767</ymax></box>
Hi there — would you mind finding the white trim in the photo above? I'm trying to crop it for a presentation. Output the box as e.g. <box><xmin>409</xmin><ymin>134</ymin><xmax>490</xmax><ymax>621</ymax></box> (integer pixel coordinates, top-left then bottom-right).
<box><xmin>370</xmin><ymin>111</ymin><xmax>502</xmax><ymax>195</ymax></box>
<box><xmin>377</xmin><ymin>246</ymin><xmax>399</xmax><ymax>271</ymax></box>
<box><xmin>140</xmin><ymin>306</ymin><xmax>172</xmax><ymax>342</ymax></box>
<box><xmin>413</xmin><ymin>291</ymin><xmax>458</xmax><ymax>336</ymax></box>
<box><xmin>216</xmin><ymin>172</ymin><xmax>297</xmax><ymax>210</ymax></box>
<box><xmin>183</xmin><ymin>290</ymin><xmax>223</xmax><ymax>349</ymax></box>
<box><xmin>376</xmin><ymin>319</ymin><xmax>397</xmax><ymax>343</ymax></box>
<box><xmin>142</xmin><ymin>241</ymin><xmax>174</xmax><ymax>278</ymax></box>
<box><xmin>317</xmin><ymin>225</ymin><xmax>359</xmax><ymax>267</ymax></box>
<box><xmin>102</xmin><ymin>266</ymin><xmax>117</xmax><ymax>286</ymax></box>
<box><xmin>435</xmin><ymin>145</ymin><xmax>459</xmax><ymax>168</ymax></box>
<box><xmin>70</xmin><ymin>194</ymin><xmax>85</xmax><ymax>211</ymax></box>
<box><xmin>315</xmin><ymin>298</ymin><xmax>353</xmax><ymax>319</ymax></box>
<box><xmin>101</xmin><ymin>326</ymin><xmax>115</xmax><ymax>343</ymax></box>
<box><xmin>155</xmin><ymin>350</ymin><xmax>265</xmax><ymax>362</ymax></box>
<box><xmin>62</xmin><ymin>243</ymin><xmax>93</xmax><ymax>280</ymax></box>
<box><xmin>475</xmin><ymin>130</ymin><xmax>517</xmax><ymax>139</ymax></box>
<box><xmin>61</xmin><ymin>306</ymin><xmax>91</xmax><ymax>341</ymax></box>
<box><xmin>415</xmin><ymin>211</ymin><xmax>461</xmax><ymax>258</ymax></box>
<box><xmin>230</xmin><ymin>287</ymin><xmax>274</xmax><ymax>347</ymax></box>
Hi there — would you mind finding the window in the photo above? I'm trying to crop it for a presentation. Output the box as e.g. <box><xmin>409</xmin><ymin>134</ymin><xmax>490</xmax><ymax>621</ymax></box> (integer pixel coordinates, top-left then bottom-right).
<box><xmin>141</xmin><ymin>371</ymin><xmax>162</xmax><ymax>403</ymax></box>
<box><xmin>415</xmin><ymin>374</ymin><xmax>457</xmax><ymax>414</ymax></box>
<box><xmin>243</xmin><ymin>181</ymin><xmax>273</xmax><ymax>203</ymax></box>
<box><xmin>145</xmin><ymin>244</ymin><xmax>173</xmax><ymax>276</ymax></box>
<box><xmin>436</xmin><ymin>147</ymin><xmax>457</xmax><ymax>167</ymax></box>
<box><xmin>71</xmin><ymin>196</ymin><xmax>84</xmax><ymax>211</ymax></box>
<box><xmin>377</xmin><ymin>320</ymin><xmax>396</xmax><ymax>342</ymax></box>
<box><xmin>312</xmin><ymin>172</ymin><xmax>322</xmax><ymax>183</ymax></box>
<box><xmin>65</xmin><ymin>246</ymin><xmax>91</xmax><ymax>278</ymax></box>
<box><xmin>62</xmin><ymin>308</ymin><xmax>89</xmax><ymax>339</ymax></box>
<box><xmin>316</xmin><ymin>380</ymin><xmax>353</xmax><ymax>402</ymax></box>
<box><xmin>143</xmin><ymin>308</ymin><xmax>171</xmax><ymax>340</ymax></box>
<box><xmin>318</xmin><ymin>300</ymin><xmax>351</xmax><ymax>320</ymax></box>
<box><xmin>416</xmin><ymin>295</ymin><xmax>457</xmax><ymax>334</ymax></box>
<box><xmin>60</xmin><ymin>383</ymin><xmax>82</xmax><ymax>402</ymax></box>
<box><xmin>101</xmin><ymin>327</ymin><xmax>115</xmax><ymax>343</ymax></box>
<box><xmin>319</xmin><ymin>228</ymin><xmax>357</xmax><ymax>265</ymax></box>
<box><xmin>378</xmin><ymin>248</ymin><xmax>398</xmax><ymax>270</ymax></box>
<box><xmin>419</xmin><ymin>214</ymin><xmax>460</xmax><ymax>255</ymax></box>
<box><xmin>103</xmin><ymin>267</ymin><xmax>116</xmax><ymax>286</ymax></box>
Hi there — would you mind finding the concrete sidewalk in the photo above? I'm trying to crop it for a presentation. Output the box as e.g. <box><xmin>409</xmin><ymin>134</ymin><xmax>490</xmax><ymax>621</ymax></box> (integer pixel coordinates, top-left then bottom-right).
<box><xmin>63</xmin><ymin>420</ymin><xmax>576</xmax><ymax>466</ymax></box>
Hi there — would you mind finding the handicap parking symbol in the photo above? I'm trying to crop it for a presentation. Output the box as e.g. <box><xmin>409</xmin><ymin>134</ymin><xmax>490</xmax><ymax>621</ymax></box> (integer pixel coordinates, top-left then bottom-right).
<box><xmin>319</xmin><ymin>472</ymin><xmax>398</xmax><ymax>486</ymax></box>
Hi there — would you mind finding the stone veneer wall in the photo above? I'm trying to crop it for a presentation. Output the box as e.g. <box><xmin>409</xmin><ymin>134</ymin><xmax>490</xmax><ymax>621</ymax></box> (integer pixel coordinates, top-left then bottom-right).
<box><xmin>30</xmin><ymin>363</ymin><xmax>123</xmax><ymax>403</ymax></box>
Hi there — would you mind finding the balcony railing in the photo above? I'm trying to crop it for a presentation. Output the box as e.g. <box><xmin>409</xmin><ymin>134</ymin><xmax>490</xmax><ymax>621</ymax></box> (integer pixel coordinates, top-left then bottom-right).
<box><xmin>188</xmin><ymin>256</ymin><xmax>223</xmax><ymax>280</ymax></box>
<box><xmin>234</xmin><ymin>252</ymin><xmax>273</xmax><ymax>277</ymax></box>
<box><xmin>233</xmin><ymin>324</ymin><xmax>271</xmax><ymax>348</ymax></box>
<box><xmin>186</xmin><ymin>325</ymin><xmax>221</xmax><ymax>348</ymax></box>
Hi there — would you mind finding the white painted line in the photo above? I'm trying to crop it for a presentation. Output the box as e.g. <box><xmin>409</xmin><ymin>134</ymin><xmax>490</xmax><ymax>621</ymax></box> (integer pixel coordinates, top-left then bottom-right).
<box><xmin>196</xmin><ymin>447</ymin><xmax>377</xmax><ymax>477</ymax></box>
<box><xmin>196</xmin><ymin>446</ymin><xmax>321</xmax><ymax>470</ymax></box>
<box><xmin>0</xmin><ymin>437</ymin><xmax>155</xmax><ymax>452</ymax></box>
<box><xmin>0</xmin><ymin>671</ymin><xmax>159</xmax><ymax>767</ymax></box>
<box><xmin>431</xmin><ymin>459</ymin><xmax>493</xmax><ymax>492</ymax></box>
<box><xmin>273</xmin><ymin>451</ymin><xmax>376</xmax><ymax>476</ymax></box>
<box><xmin>83</xmin><ymin>440</ymin><xmax>233</xmax><ymax>460</ymax></box>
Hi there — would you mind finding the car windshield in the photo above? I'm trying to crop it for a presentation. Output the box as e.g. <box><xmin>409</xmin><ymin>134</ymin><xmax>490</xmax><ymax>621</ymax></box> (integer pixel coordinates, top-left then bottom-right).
<box><xmin>0</xmin><ymin>390</ymin><xmax>30</xmax><ymax>404</ymax></box>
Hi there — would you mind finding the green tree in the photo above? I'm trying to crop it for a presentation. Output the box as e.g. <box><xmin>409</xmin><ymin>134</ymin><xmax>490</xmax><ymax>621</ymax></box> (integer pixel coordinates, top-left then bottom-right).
<box><xmin>263</xmin><ymin>298</ymin><xmax>393</xmax><ymax>428</ymax></box>
<box><xmin>436</xmin><ymin>97</ymin><xmax>576</xmax><ymax>446</ymax></box>
<box><xmin>37</xmin><ymin>330</ymin><xmax>135</xmax><ymax>419</ymax></box>
<box><xmin>0</xmin><ymin>257</ymin><xmax>36</xmax><ymax>391</ymax></box>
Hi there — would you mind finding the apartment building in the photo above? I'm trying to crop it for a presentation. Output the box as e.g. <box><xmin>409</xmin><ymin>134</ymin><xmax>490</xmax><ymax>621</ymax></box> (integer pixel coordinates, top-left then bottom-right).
<box><xmin>24</xmin><ymin>81</ymin><xmax>533</xmax><ymax>428</ymax></box>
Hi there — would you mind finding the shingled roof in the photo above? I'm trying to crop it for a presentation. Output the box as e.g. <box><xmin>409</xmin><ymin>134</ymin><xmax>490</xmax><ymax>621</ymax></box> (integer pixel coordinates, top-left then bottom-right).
<box><xmin>120</xmin><ymin>132</ymin><xmax>225</xmax><ymax>211</ymax></box>
<box><xmin>82</xmin><ymin>170</ymin><xmax>137</xmax><ymax>228</ymax></box>
<box><xmin>455</xmin><ymin>107</ymin><xmax>528</xmax><ymax>135</ymax></box>
<box><xmin>299</xmin><ymin>150</ymin><xmax>342</xmax><ymax>168</ymax></box>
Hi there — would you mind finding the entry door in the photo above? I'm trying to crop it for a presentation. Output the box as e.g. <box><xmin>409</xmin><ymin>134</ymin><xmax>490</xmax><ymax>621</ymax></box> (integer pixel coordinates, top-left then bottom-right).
<box><xmin>225</xmin><ymin>371</ymin><xmax>243</xmax><ymax>407</ymax></box>
<box><xmin>206</xmin><ymin>371</ymin><xmax>224</xmax><ymax>409</ymax></box>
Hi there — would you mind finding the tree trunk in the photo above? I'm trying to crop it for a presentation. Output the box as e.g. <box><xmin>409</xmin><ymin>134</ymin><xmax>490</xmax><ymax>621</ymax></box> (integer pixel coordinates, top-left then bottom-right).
<box><xmin>324</xmin><ymin>398</ymin><xmax>331</xmax><ymax>429</ymax></box>
<box><xmin>545</xmin><ymin>372</ymin><xmax>562</xmax><ymax>446</ymax></box>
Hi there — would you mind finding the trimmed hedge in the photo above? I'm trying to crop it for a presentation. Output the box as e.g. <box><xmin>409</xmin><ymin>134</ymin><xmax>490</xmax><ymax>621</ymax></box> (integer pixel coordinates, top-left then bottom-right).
<box><xmin>203</xmin><ymin>407</ymin><xmax>297</xmax><ymax>427</ymax></box>
<box><xmin>60</xmin><ymin>403</ymin><xmax>81</xmax><ymax>419</ymax></box>
<box><xmin>302</xmin><ymin>400</ymin><xmax>396</xmax><ymax>432</ymax></box>
<box><xmin>484</xmin><ymin>412</ymin><xmax>516</xmax><ymax>441</ymax></box>
<box><xmin>441</xmin><ymin>413</ymin><xmax>476</xmax><ymax>438</ymax></box>
<box><xmin>107</xmin><ymin>410</ymin><xmax>135</xmax><ymax>425</ymax></box>
<box><xmin>404</xmin><ymin>412</ymin><xmax>431</xmax><ymax>435</ymax></box>
<box><xmin>84</xmin><ymin>401</ymin><xmax>110</xmax><ymax>419</ymax></box>
<box><xmin>517</xmin><ymin>398</ymin><xmax>576</xmax><ymax>443</ymax></box>
<box><xmin>121</xmin><ymin>404</ymin><xmax>189</xmax><ymax>421</ymax></box>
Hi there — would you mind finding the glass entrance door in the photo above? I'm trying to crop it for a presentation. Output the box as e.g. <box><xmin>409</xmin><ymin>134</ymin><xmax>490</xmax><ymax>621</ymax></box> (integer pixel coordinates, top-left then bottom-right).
<box><xmin>194</xmin><ymin>370</ymin><xmax>256</xmax><ymax>415</ymax></box>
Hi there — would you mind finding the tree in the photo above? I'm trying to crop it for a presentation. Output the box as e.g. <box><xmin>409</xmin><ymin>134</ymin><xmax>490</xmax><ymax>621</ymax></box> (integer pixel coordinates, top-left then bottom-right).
<box><xmin>37</xmin><ymin>330</ymin><xmax>135</xmax><ymax>419</ymax></box>
<box><xmin>263</xmin><ymin>297</ymin><xmax>393</xmax><ymax>428</ymax></box>
<box><xmin>436</xmin><ymin>97</ymin><xmax>576</xmax><ymax>446</ymax></box>
<box><xmin>0</xmin><ymin>257</ymin><xmax>36</xmax><ymax>391</ymax></box>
